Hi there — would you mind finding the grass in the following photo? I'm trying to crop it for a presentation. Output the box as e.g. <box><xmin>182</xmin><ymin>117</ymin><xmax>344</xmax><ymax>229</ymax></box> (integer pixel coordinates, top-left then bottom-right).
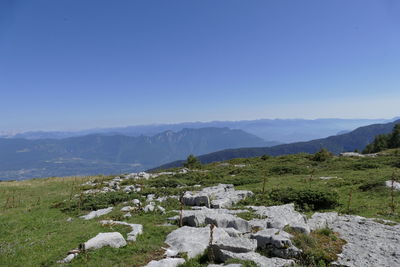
<box><xmin>1</xmin><ymin>151</ymin><xmax>400</xmax><ymax>266</ymax></box>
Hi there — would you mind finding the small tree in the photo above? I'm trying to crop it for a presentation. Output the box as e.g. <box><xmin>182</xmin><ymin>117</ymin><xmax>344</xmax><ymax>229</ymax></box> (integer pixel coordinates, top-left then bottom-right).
<box><xmin>183</xmin><ymin>154</ymin><xmax>201</xmax><ymax>169</ymax></box>
<box><xmin>312</xmin><ymin>148</ymin><xmax>333</xmax><ymax>162</ymax></box>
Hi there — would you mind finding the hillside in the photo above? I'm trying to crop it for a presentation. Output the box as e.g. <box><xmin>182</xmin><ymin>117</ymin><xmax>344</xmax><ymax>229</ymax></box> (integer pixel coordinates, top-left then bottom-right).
<box><xmin>1</xmin><ymin>150</ymin><xmax>399</xmax><ymax>266</ymax></box>
<box><xmin>155</xmin><ymin>119</ymin><xmax>400</xmax><ymax>170</ymax></box>
<box><xmin>0</xmin><ymin>127</ymin><xmax>268</xmax><ymax>180</ymax></box>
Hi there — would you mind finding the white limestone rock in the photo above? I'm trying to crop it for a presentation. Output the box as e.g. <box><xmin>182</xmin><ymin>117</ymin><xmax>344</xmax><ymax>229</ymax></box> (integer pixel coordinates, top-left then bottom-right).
<box><xmin>250</xmin><ymin>229</ymin><xmax>301</xmax><ymax>258</ymax></box>
<box><xmin>183</xmin><ymin>184</ymin><xmax>253</xmax><ymax>209</ymax></box>
<box><xmin>308</xmin><ymin>212</ymin><xmax>339</xmax><ymax>231</ymax></box>
<box><xmin>84</xmin><ymin>232</ymin><xmax>127</xmax><ymax>250</ymax></box>
<box><xmin>330</xmin><ymin>215</ymin><xmax>400</xmax><ymax>267</ymax></box>
<box><xmin>248</xmin><ymin>204</ymin><xmax>310</xmax><ymax>234</ymax></box>
<box><xmin>181</xmin><ymin>207</ymin><xmax>251</xmax><ymax>232</ymax></box>
<box><xmin>165</xmin><ymin>226</ymin><xmax>230</xmax><ymax>259</ymax></box>
<box><xmin>385</xmin><ymin>180</ymin><xmax>400</xmax><ymax>191</ymax></box>
<box><xmin>100</xmin><ymin>220</ymin><xmax>143</xmax><ymax>241</ymax></box>
<box><xmin>80</xmin><ymin>207</ymin><xmax>113</xmax><ymax>220</ymax></box>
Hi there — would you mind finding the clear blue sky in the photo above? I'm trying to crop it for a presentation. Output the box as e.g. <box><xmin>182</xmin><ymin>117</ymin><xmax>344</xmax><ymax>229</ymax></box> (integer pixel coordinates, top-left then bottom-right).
<box><xmin>1</xmin><ymin>0</ymin><xmax>399</xmax><ymax>132</ymax></box>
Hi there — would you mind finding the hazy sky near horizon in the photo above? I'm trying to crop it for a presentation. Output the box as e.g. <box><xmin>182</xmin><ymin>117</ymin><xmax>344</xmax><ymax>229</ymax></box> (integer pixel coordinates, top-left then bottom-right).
<box><xmin>1</xmin><ymin>0</ymin><xmax>400</xmax><ymax>132</ymax></box>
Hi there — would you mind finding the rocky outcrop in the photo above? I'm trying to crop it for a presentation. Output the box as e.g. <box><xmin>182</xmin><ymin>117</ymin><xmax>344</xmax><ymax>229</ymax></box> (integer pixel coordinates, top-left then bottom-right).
<box><xmin>248</xmin><ymin>204</ymin><xmax>310</xmax><ymax>233</ymax></box>
<box><xmin>181</xmin><ymin>207</ymin><xmax>251</xmax><ymax>232</ymax></box>
<box><xmin>307</xmin><ymin>212</ymin><xmax>339</xmax><ymax>231</ymax></box>
<box><xmin>250</xmin><ymin>229</ymin><xmax>301</xmax><ymax>259</ymax></box>
<box><xmin>165</xmin><ymin>226</ymin><xmax>230</xmax><ymax>259</ymax></box>
<box><xmin>330</xmin><ymin>215</ymin><xmax>400</xmax><ymax>267</ymax></box>
<box><xmin>182</xmin><ymin>184</ymin><xmax>253</xmax><ymax>209</ymax></box>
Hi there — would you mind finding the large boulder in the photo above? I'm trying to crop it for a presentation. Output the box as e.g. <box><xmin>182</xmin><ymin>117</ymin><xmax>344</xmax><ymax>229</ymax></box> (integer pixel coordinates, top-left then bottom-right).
<box><xmin>248</xmin><ymin>204</ymin><xmax>310</xmax><ymax>233</ymax></box>
<box><xmin>84</xmin><ymin>232</ymin><xmax>127</xmax><ymax>250</ymax></box>
<box><xmin>165</xmin><ymin>226</ymin><xmax>230</xmax><ymax>259</ymax></box>
<box><xmin>80</xmin><ymin>207</ymin><xmax>113</xmax><ymax>220</ymax></box>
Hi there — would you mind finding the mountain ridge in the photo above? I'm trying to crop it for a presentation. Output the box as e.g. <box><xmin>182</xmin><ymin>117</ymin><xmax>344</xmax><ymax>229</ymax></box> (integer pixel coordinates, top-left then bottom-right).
<box><xmin>0</xmin><ymin>127</ymin><xmax>269</xmax><ymax>180</ymax></box>
<box><xmin>153</xmin><ymin>119</ymin><xmax>400</xmax><ymax>170</ymax></box>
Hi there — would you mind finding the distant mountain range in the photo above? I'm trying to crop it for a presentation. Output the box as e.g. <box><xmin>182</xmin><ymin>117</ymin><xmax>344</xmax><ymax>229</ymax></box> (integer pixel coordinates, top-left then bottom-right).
<box><xmin>2</xmin><ymin>118</ymin><xmax>397</xmax><ymax>143</ymax></box>
<box><xmin>154</xmin><ymin>119</ymin><xmax>400</xmax><ymax>170</ymax></box>
<box><xmin>0</xmin><ymin>127</ymin><xmax>269</xmax><ymax>180</ymax></box>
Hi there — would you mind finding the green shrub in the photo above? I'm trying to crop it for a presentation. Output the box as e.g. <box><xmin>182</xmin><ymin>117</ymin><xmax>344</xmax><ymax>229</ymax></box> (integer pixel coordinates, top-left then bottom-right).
<box><xmin>312</xmin><ymin>148</ymin><xmax>333</xmax><ymax>162</ymax></box>
<box><xmin>269</xmin><ymin>188</ymin><xmax>339</xmax><ymax>211</ymax></box>
<box><xmin>351</xmin><ymin>162</ymin><xmax>381</xmax><ymax>170</ymax></box>
<box><xmin>358</xmin><ymin>180</ymin><xmax>384</xmax><ymax>191</ymax></box>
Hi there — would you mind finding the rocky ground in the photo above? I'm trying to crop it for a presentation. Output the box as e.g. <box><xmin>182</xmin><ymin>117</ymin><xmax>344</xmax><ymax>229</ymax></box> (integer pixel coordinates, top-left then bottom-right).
<box><xmin>58</xmin><ymin>173</ymin><xmax>400</xmax><ymax>267</ymax></box>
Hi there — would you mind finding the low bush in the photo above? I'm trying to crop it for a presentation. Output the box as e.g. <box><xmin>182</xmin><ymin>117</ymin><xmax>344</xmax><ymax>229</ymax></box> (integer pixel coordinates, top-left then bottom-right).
<box><xmin>269</xmin><ymin>188</ymin><xmax>339</xmax><ymax>211</ymax></box>
<box><xmin>358</xmin><ymin>179</ymin><xmax>385</xmax><ymax>191</ymax></box>
<box><xmin>351</xmin><ymin>162</ymin><xmax>381</xmax><ymax>170</ymax></box>
<box><xmin>312</xmin><ymin>149</ymin><xmax>333</xmax><ymax>162</ymax></box>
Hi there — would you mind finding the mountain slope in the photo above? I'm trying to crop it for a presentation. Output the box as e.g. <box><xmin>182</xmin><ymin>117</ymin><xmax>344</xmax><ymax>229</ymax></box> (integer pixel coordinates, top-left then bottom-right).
<box><xmin>154</xmin><ymin>119</ymin><xmax>400</xmax><ymax>169</ymax></box>
<box><xmin>0</xmin><ymin>127</ymin><xmax>268</xmax><ymax>180</ymax></box>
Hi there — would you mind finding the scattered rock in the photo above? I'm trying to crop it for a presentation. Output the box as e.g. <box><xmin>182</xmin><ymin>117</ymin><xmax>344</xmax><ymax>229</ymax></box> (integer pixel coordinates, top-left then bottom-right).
<box><xmin>144</xmin><ymin>203</ymin><xmax>155</xmax><ymax>212</ymax></box>
<box><xmin>319</xmin><ymin>176</ymin><xmax>337</xmax><ymax>180</ymax></box>
<box><xmin>100</xmin><ymin>220</ymin><xmax>143</xmax><ymax>241</ymax></box>
<box><xmin>339</xmin><ymin>152</ymin><xmax>365</xmax><ymax>157</ymax></box>
<box><xmin>84</xmin><ymin>232</ymin><xmax>127</xmax><ymax>250</ymax></box>
<box><xmin>385</xmin><ymin>180</ymin><xmax>400</xmax><ymax>191</ymax></box>
<box><xmin>57</xmin><ymin>253</ymin><xmax>78</xmax><ymax>263</ymax></box>
<box><xmin>121</xmin><ymin>206</ymin><xmax>133</xmax><ymax>212</ymax></box>
<box><xmin>80</xmin><ymin>207</ymin><xmax>113</xmax><ymax>220</ymax></box>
